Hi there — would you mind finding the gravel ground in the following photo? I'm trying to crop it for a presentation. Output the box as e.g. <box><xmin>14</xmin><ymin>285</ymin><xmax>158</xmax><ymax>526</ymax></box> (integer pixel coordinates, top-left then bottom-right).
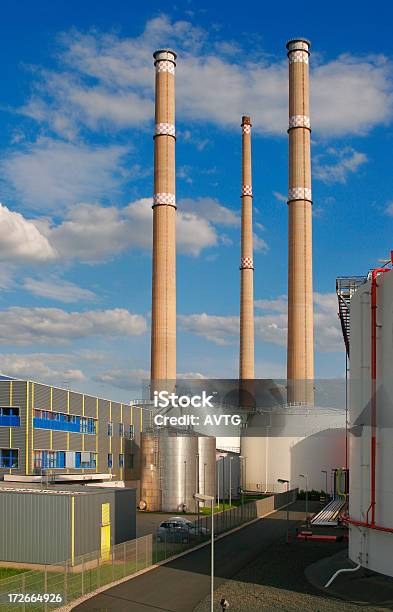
<box><xmin>194</xmin><ymin>535</ymin><xmax>388</xmax><ymax>612</ymax></box>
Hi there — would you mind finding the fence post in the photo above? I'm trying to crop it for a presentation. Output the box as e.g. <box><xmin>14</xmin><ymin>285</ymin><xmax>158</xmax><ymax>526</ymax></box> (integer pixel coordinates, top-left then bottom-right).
<box><xmin>44</xmin><ymin>565</ymin><xmax>48</xmax><ymax>612</ymax></box>
<box><xmin>22</xmin><ymin>573</ymin><xmax>26</xmax><ymax>612</ymax></box>
<box><xmin>97</xmin><ymin>555</ymin><xmax>100</xmax><ymax>589</ymax></box>
<box><xmin>136</xmin><ymin>535</ymin><xmax>138</xmax><ymax>571</ymax></box>
<box><xmin>112</xmin><ymin>545</ymin><xmax>115</xmax><ymax>582</ymax></box>
<box><xmin>123</xmin><ymin>541</ymin><xmax>126</xmax><ymax>577</ymax></box>
<box><xmin>64</xmin><ymin>560</ymin><xmax>68</xmax><ymax>605</ymax></box>
<box><xmin>146</xmin><ymin>535</ymin><xmax>148</xmax><ymax>569</ymax></box>
<box><xmin>81</xmin><ymin>555</ymin><xmax>85</xmax><ymax>596</ymax></box>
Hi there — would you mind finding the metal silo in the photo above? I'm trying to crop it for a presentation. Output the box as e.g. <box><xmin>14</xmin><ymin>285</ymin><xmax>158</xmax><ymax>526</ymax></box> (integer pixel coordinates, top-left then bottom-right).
<box><xmin>139</xmin><ymin>432</ymin><xmax>161</xmax><ymax>511</ymax></box>
<box><xmin>198</xmin><ymin>435</ymin><xmax>216</xmax><ymax>502</ymax></box>
<box><xmin>160</xmin><ymin>430</ymin><xmax>198</xmax><ymax>513</ymax></box>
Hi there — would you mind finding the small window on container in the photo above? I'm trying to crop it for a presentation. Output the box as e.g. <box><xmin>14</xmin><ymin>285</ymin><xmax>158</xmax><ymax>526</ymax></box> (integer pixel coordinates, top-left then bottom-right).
<box><xmin>108</xmin><ymin>453</ymin><xmax>113</xmax><ymax>469</ymax></box>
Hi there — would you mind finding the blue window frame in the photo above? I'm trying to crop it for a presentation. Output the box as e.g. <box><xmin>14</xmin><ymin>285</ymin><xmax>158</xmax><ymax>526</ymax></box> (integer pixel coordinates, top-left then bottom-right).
<box><xmin>119</xmin><ymin>453</ymin><xmax>124</xmax><ymax>468</ymax></box>
<box><xmin>34</xmin><ymin>410</ymin><xmax>97</xmax><ymax>435</ymax></box>
<box><xmin>0</xmin><ymin>448</ymin><xmax>18</xmax><ymax>468</ymax></box>
<box><xmin>108</xmin><ymin>453</ymin><xmax>113</xmax><ymax>469</ymax></box>
<box><xmin>107</xmin><ymin>422</ymin><xmax>113</xmax><ymax>436</ymax></box>
<box><xmin>0</xmin><ymin>407</ymin><xmax>20</xmax><ymax>427</ymax></box>
<box><xmin>33</xmin><ymin>450</ymin><xmax>65</xmax><ymax>470</ymax></box>
<box><xmin>119</xmin><ymin>423</ymin><xmax>124</xmax><ymax>437</ymax></box>
<box><xmin>129</xmin><ymin>424</ymin><xmax>135</xmax><ymax>440</ymax></box>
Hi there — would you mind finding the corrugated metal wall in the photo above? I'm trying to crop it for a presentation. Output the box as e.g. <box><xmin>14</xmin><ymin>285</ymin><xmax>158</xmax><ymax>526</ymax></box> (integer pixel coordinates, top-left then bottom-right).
<box><xmin>74</xmin><ymin>490</ymin><xmax>114</xmax><ymax>557</ymax></box>
<box><xmin>114</xmin><ymin>489</ymin><xmax>136</xmax><ymax>543</ymax></box>
<box><xmin>0</xmin><ymin>491</ymin><xmax>69</xmax><ymax>564</ymax></box>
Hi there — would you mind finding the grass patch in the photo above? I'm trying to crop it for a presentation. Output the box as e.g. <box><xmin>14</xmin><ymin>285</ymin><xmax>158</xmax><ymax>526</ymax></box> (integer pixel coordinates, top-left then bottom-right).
<box><xmin>0</xmin><ymin>567</ymin><xmax>27</xmax><ymax>579</ymax></box>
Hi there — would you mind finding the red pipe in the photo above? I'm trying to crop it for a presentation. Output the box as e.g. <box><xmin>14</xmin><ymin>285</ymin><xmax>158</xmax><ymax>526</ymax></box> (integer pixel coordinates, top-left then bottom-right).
<box><xmin>345</xmin><ymin>517</ymin><xmax>393</xmax><ymax>534</ymax></box>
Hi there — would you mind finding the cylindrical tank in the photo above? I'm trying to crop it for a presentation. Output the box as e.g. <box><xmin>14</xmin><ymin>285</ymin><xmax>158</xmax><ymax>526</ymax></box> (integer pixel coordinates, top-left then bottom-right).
<box><xmin>198</xmin><ymin>436</ymin><xmax>216</xmax><ymax>503</ymax></box>
<box><xmin>348</xmin><ymin>269</ymin><xmax>393</xmax><ymax>578</ymax></box>
<box><xmin>240</xmin><ymin>407</ymin><xmax>345</xmax><ymax>492</ymax></box>
<box><xmin>140</xmin><ymin>432</ymin><xmax>161</xmax><ymax>511</ymax></box>
<box><xmin>160</xmin><ymin>431</ymin><xmax>198</xmax><ymax>512</ymax></box>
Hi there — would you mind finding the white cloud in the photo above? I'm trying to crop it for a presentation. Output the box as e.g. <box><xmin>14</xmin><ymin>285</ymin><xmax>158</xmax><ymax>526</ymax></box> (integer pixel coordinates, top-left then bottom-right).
<box><xmin>0</xmin><ymin>352</ymin><xmax>86</xmax><ymax>384</ymax></box>
<box><xmin>272</xmin><ymin>191</ymin><xmax>287</xmax><ymax>203</ymax></box>
<box><xmin>253</xmin><ymin>233</ymin><xmax>269</xmax><ymax>253</ymax></box>
<box><xmin>0</xmin><ymin>307</ymin><xmax>147</xmax><ymax>345</ymax></box>
<box><xmin>22</xmin><ymin>277</ymin><xmax>96</xmax><ymax>303</ymax></box>
<box><xmin>180</xmin><ymin>197</ymin><xmax>239</xmax><ymax>226</ymax></box>
<box><xmin>179</xmin><ymin>292</ymin><xmax>343</xmax><ymax>352</ymax></box>
<box><xmin>0</xmin><ymin>203</ymin><xmax>55</xmax><ymax>262</ymax></box>
<box><xmin>1</xmin><ymin>138</ymin><xmax>130</xmax><ymax>211</ymax></box>
<box><xmin>18</xmin><ymin>19</ymin><xmax>393</xmax><ymax>138</ymax></box>
<box><xmin>314</xmin><ymin>146</ymin><xmax>368</xmax><ymax>184</ymax></box>
<box><xmin>385</xmin><ymin>201</ymin><xmax>393</xmax><ymax>216</ymax></box>
<box><xmin>0</xmin><ymin>197</ymin><xmax>223</xmax><ymax>266</ymax></box>
<box><xmin>93</xmin><ymin>368</ymin><xmax>150</xmax><ymax>391</ymax></box>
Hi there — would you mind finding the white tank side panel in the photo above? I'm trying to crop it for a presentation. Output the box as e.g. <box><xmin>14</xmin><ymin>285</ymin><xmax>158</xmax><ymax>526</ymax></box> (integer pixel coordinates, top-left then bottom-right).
<box><xmin>349</xmin><ymin>270</ymin><xmax>393</xmax><ymax>576</ymax></box>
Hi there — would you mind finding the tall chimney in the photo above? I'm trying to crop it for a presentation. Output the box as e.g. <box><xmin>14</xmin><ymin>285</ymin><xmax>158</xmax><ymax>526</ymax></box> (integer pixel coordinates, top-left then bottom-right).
<box><xmin>239</xmin><ymin>116</ymin><xmax>255</xmax><ymax>382</ymax></box>
<box><xmin>151</xmin><ymin>49</ymin><xmax>177</xmax><ymax>388</ymax></box>
<box><xmin>286</xmin><ymin>38</ymin><xmax>314</xmax><ymax>404</ymax></box>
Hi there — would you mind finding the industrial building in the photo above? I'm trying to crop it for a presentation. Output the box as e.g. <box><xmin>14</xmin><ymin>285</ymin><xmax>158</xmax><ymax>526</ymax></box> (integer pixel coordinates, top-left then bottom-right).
<box><xmin>0</xmin><ymin>484</ymin><xmax>136</xmax><ymax>566</ymax></box>
<box><xmin>337</xmin><ymin>266</ymin><xmax>393</xmax><ymax>578</ymax></box>
<box><xmin>0</xmin><ymin>376</ymin><xmax>150</xmax><ymax>487</ymax></box>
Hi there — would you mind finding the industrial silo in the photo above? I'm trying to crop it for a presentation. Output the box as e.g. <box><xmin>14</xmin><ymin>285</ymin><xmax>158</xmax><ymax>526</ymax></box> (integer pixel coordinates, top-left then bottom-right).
<box><xmin>160</xmin><ymin>430</ymin><xmax>198</xmax><ymax>513</ymax></box>
<box><xmin>198</xmin><ymin>435</ymin><xmax>216</xmax><ymax>501</ymax></box>
<box><xmin>347</xmin><ymin>268</ymin><xmax>393</xmax><ymax>578</ymax></box>
<box><xmin>139</xmin><ymin>432</ymin><xmax>161</xmax><ymax>511</ymax></box>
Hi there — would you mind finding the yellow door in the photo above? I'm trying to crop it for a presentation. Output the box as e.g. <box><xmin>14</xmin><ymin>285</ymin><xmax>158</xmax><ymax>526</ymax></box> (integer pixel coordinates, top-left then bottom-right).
<box><xmin>101</xmin><ymin>525</ymin><xmax>110</xmax><ymax>561</ymax></box>
<box><xmin>101</xmin><ymin>503</ymin><xmax>111</xmax><ymax>561</ymax></box>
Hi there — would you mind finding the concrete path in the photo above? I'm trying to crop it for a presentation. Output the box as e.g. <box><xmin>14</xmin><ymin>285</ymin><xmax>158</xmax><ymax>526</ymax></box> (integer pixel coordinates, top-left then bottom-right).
<box><xmin>74</xmin><ymin>502</ymin><xmax>312</xmax><ymax>611</ymax></box>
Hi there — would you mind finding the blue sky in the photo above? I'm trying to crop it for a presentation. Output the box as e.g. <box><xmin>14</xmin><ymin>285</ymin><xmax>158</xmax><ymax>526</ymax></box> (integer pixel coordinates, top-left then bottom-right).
<box><xmin>0</xmin><ymin>0</ymin><xmax>392</xmax><ymax>400</ymax></box>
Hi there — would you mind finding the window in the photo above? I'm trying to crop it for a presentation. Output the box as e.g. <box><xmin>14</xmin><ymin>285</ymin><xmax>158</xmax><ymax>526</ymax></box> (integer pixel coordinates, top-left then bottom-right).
<box><xmin>107</xmin><ymin>422</ymin><xmax>113</xmax><ymax>436</ymax></box>
<box><xmin>108</xmin><ymin>453</ymin><xmax>113</xmax><ymax>469</ymax></box>
<box><xmin>33</xmin><ymin>410</ymin><xmax>97</xmax><ymax>434</ymax></box>
<box><xmin>119</xmin><ymin>423</ymin><xmax>124</xmax><ymax>437</ymax></box>
<box><xmin>0</xmin><ymin>448</ymin><xmax>18</xmax><ymax>468</ymax></box>
<box><xmin>0</xmin><ymin>407</ymin><xmax>20</xmax><ymax>427</ymax></box>
<box><xmin>128</xmin><ymin>454</ymin><xmax>134</xmax><ymax>469</ymax></box>
<box><xmin>129</xmin><ymin>424</ymin><xmax>135</xmax><ymax>440</ymax></box>
<box><xmin>119</xmin><ymin>453</ymin><xmax>124</xmax><ymax>468</ymax></box>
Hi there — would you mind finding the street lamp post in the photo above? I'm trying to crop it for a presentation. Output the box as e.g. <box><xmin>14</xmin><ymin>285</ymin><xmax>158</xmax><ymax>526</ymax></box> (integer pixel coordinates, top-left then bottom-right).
<box><xmin>299</xmin><ymin>474</ymin><xmax>309</xmax><ymax>525</ymax></box>
<box><xmin>229</xmin><ymin>457</ymin><xmax>233</xmax><ymax>507</ymax></box>
<box><xmin>277</xmin><ymin>478</ymin><xmax>290</xmax><ymax>543</ymax></box>
<box><xmin>194</xmin><ymin>493</ymin><xmax>215</xmax><ymax>612</ymax></box>
<box><xmin>321</xmin><ymin>470</ymin><xmax>328</xmax><ymax>499</ymax></box>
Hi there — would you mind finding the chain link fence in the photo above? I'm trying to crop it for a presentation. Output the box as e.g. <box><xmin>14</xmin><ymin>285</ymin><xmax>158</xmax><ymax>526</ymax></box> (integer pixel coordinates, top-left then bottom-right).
<box><xmin>0</xmin><ymin>488</ymin><xmax>297</xmax><ymax>611</ymax></box>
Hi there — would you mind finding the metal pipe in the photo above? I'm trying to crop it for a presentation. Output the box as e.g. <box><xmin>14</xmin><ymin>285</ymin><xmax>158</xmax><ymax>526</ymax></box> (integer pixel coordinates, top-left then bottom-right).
<box><xmin>324</xmin><ymin>563</ymin><xmax>361</xmax><ymax>589</ymax></box>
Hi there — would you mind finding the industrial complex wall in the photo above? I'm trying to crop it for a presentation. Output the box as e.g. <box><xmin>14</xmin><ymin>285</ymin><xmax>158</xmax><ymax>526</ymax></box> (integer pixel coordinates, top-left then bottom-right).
<box><xmin>0</xmin><ymin>379</ymin><xmax>148</xmax><ymax>483</ymax></box>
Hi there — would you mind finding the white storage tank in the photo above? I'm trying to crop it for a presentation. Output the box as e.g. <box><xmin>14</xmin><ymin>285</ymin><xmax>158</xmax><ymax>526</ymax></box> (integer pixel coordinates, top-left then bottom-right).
<box><xmin>348</xmin><ymin>269</ymin><xmax>393</xmax><ymax>577</ymax></box>
<box><xmin>198</xmin><ymin>435</ymin><xmax>216</xmax><ymax>501</ymax></box>
<box><xmin>241</xmin><ymin>407</ymin><xmax>346</xmax><ymax>492</ymax></box>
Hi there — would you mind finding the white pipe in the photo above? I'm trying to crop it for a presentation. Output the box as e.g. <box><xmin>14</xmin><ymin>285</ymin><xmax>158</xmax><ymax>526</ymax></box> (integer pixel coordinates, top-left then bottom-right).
<box><xmin>324</xmin><ymin>563</ymin><xmax>361</xmax><ymax>589</ymax></box>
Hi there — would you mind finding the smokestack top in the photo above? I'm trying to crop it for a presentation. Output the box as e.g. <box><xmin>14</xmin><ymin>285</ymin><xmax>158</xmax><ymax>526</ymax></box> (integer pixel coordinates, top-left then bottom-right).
<box><xmin>286</xmin><ymin>38</ymin><xmax>311</xmax><ymax>52</ymax></box>
<box><xmin>241</xmin><ymin>115</ymin><xmax>252</xmax><ymax>126</ymax></box>
<box><xmin>153</xmin><ymin>49</ymin><xmax>177</xmax><ymax>63</ymax></box>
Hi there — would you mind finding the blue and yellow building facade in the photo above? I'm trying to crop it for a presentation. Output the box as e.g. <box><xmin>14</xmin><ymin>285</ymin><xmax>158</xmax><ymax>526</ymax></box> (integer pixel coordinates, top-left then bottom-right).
<box><xmin>0</xmin><ymin>376</ymin><xmax>149</xmax><ymax>482</ymax></box>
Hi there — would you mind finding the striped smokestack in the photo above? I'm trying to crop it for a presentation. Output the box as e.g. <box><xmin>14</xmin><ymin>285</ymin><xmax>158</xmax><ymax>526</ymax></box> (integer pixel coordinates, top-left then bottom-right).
<box><xmin>286</xmin><ymin>38</ymin><xmax>314</xmax><ymax>404</ymax></box>
<box><xmin>151</xmin><ymin>49</ymin><xmax>177</xmax><ymax>388</ymax></box>
<box><xmin>239</xmin><ymin>115</ymin><xmax>255</xmax><ymax>382</ymax></box>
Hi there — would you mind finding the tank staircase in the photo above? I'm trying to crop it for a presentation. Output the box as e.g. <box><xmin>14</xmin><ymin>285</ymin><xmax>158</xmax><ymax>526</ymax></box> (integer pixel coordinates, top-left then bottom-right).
<box><xmin>310</xmin><ymin>496</ymin><xmax>347</xmax><ymax>526</ymax></box>
<box><xmin>336</xmin><ymin>276</ymin><xmax>367</xmax><ymax>356</ymax></box>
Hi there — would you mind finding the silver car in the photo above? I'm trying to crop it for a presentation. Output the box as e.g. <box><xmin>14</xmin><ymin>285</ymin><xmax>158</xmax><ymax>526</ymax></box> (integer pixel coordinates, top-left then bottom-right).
<box><xmin>156</xmin><ymin>517</ymin><xmax>208</xmax><ymax>543</ymax></box>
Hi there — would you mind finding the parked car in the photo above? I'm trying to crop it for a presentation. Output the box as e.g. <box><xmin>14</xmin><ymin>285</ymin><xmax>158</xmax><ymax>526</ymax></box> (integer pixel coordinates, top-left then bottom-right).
<box><xmin>156</xmin><ymin>517</ymin><xmax>208</xmax><ymax>543</ymax></box>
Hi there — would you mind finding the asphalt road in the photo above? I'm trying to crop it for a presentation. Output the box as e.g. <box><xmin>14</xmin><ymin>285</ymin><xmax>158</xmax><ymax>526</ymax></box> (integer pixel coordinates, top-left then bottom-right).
<box><xmin>74</xmin><ymin>502</ymin><xmax>313</xmax><ymax>612</ymax></box>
